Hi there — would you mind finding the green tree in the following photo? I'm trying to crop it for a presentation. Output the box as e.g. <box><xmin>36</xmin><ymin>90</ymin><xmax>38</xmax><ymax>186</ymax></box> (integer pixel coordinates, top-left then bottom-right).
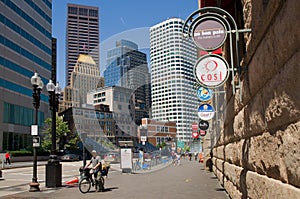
<box><xmin>41</xmin><ymin>116</ymin><xmax>79</xmax><ymax>153</ymax></box>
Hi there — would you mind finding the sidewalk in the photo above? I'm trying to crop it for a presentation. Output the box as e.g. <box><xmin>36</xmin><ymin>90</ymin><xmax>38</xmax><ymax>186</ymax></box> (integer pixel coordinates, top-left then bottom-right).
<box><xmin>1</xmin><ymin>161</ymin><xmax>48</xmax><ymax>170</ymax></box>
<box><xmin>1</xmin><ymin>159</ymin><xmax>228</xmax><ymax>199</ymax></box>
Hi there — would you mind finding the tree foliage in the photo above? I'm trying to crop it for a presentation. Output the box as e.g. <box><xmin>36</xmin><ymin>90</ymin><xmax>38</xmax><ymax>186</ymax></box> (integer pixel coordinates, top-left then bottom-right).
<box><xmin>41</xmin><ymin>116</ymin><xmax>79</xmax><ymax>153</ymax></box>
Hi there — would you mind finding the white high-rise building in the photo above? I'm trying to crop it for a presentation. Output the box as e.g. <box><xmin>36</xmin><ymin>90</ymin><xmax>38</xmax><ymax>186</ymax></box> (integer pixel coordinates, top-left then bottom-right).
<box><xmin>150</xmin><ymin>18</ymin><xmax>199</xmax><ymax>142</ymax></box>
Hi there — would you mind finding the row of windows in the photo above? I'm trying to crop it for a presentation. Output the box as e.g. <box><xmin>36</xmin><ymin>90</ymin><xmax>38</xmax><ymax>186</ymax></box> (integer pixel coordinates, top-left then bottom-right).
<box><xmin>4</xmin><ymin>0</ymin><xmax>51</xmax><ymax>39</ymax></box>
<box><xmin>94</xmin><ymin>92</ymin><xmax>105</xmax><ymax>98</ymax></box>
<box><xmin>74</xmin><ymin>109</ymin><xmax>112</xmax><ymax>119</ymax></box>
<box><xmin>24</xmin><ymin>0</ymin><xmax>51</xmax><ymax>24</ymax></box>
<box><xmin>68</xmin><ymin>7</ymin><xmax>98</xmax><ymax>17</ymax></box>
<box><xmin>0</xmin><ymin>56</ymin><xmax>48</xmax><ymax>86</ymax></box>
<box><xmin>156</xmin><ymin>126</ymin><xmax>169</xmax><ymax>132</ymax></box>
<box><xmin>0</xmin><ymin>35</ymin><xmax>52</xmax><ymax>70</ymax></box>
<box><xmin>0</xmin><ymin>78</ymin><xmax>48</xmax><ymax>103</ymax></box>
<box><xmin>3</xmin><ymin>102</ymin><xmax>44</xmax><ymax>127</ymax></box>
<box><xmin>42</xmin><ymin>0</ymin><xmax>51</xmax><ymax>9</ymax></box>
<box><xmin>2</xmin><ymin>132</ymin><xmax>32</xmax><ymax>151</ymax></box>
<box><xmin>0</xmin><ymin>14</ymin><xmax>51</xmax><ymax>55</ymax></box>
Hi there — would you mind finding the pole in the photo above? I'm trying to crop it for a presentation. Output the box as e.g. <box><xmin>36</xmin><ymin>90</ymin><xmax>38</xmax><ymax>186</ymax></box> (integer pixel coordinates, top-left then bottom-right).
<box><xmin>45</xmin><ymin>90</ymin><xmax>62</xmax><ymax>188</ymax></box>
<box><xmin>51</xmin><ymin>92</ymin><xmax>56</xmax><ymax>156</ymax></box>
<box><xmin>29</xmin><ymin>85</ymin><xmax>40</xmax><ymax>192</ymax></box>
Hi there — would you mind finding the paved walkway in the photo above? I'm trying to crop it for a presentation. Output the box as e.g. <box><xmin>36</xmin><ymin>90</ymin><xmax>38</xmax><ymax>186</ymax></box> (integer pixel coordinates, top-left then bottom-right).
<box><xmin>1</xmin><ymin>159</ymin><xmax>229</xmax><ymax>199</ymax></box>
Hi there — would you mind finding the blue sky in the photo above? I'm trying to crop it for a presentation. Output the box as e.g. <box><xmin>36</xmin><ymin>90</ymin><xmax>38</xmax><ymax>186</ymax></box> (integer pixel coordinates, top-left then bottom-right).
<box><xmin>52</xmin><ymin>0</ymin><xmax>198</xmax><ymax>86</ymax></box>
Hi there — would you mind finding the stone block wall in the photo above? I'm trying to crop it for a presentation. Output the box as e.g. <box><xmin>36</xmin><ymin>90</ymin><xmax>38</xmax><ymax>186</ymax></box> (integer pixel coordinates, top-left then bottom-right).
<box><xmin>212</xmin><ymin>0</ymin><xmax>300</xmax><ymax>198</ymax></box>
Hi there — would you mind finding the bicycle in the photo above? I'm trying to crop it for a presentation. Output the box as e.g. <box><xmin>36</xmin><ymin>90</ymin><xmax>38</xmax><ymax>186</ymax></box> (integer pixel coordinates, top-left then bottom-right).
<box><xmin>78</xmin><ymin>167</ymin><xmax>105</xmax><ymax>193</ymax></box>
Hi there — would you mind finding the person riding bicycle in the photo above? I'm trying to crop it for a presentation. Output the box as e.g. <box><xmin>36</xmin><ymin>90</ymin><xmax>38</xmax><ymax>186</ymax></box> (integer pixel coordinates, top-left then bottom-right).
<box><xmin>84</xmin><ymin>150</ymin><xmax>102</xmax><ymax>187</ymax></box>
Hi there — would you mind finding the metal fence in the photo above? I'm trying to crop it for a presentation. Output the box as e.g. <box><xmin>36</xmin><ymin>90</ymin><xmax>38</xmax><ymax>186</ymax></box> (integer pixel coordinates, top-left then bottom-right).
<box><xmin>131</xmin><ymin>149</ymin><xmax>172</xmax><ymax>172</ymax></box>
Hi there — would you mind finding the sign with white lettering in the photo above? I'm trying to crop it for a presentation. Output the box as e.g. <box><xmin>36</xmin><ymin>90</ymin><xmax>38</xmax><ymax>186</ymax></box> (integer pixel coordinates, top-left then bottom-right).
<box><xmin>32</xmin><ymin>136</ymin><xmax>40</xmax><ymax>147</ymax></box>
<box><xmin>192</xmin><ymin>123</ymin><xmax>198</xmax><ymax>131</ymax></box>
<box><xmin>194</xmin><ymin>54</ymin><xmax>229</xmax><ymax>88</ymax></box>
<box><xmin>192</xmin><ymin>17</ymin><xmax>227</xmax><ymax>51</ymax></box>
<box><xmin>199</xmin><ymin>130</ymin><xmax>207</xmax><ymax>137</ymax></box>
<box><xmin>199</xmin><ymin>120</ymin><xmax>209</xmax><ymax>130</ymax></box>
<box><xmin>197</xmin><ymin>104</ymin><xmax>215</xmax><ymax>120</ymax></box>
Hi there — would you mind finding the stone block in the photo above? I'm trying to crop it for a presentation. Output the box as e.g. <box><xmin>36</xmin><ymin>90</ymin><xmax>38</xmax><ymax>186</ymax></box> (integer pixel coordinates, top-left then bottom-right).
<box><xmin>277</xmin><ymin>121</ymin><xmax>300</xmax><ymax>188</ymax></box>
<box><xmin>245</xmin><ymin>92</ymin><xmax>266</xmax><ymax>137</ymax></box>
<box><xmin>224</xmin><ymin>162</ymin><xmax>243</xmax><ymax>189</ymax></box>
<box><xmin>224</xmin><ymin>177</ymin><xmax>243</xmax><ymax>199</ymax></box>
<box><xmin>247</xmin><ymin>0</ymin><xmax>299</xmax><ymax>97</ymax></box>
<box><xmin>215</xmin><ymin>158</ymin><xmax>224</xmax><ymax>172</ymax></box>
<box><xmin>247</xmin><ymin>132</ymin><xmax>288</xmax><ymax>182</ymax></box>
<box><xmin>263</xmin><ymin>51</ymin><xmax>300</xmax><ymax>130</ymax></box>
<box><xmin>214</xmin><ymin>145</ymin><xmax>224</xmax><ymax>160</ymax></box>
<box><xmin>233</xmin><ymin>108</ymin><xmax>246</xmax><ymax>140</ymax></box>
<box><xmin>225</xmin><ymin>141</ymin><xmax>244</xmax><ymax>166</ymax></box>
<box><xmin>246</xmin><ymin>170</ymin><xmax>300</xmax><ymax>199</ymax></box>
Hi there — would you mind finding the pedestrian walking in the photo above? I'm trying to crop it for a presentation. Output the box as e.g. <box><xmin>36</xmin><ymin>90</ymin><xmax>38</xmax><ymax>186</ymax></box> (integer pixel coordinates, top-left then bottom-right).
<box><xmin>5</xmin><ymin>151</ymin><xmax>11</xmax><ymax>165</ymax></box>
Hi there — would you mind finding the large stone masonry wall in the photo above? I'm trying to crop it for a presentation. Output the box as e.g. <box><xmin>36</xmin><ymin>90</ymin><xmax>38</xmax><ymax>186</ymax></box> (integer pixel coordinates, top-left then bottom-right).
<box><xmin>212</xmin><ymin>0</ymin><xmax>300</xmax><ymax>198</ymax></box>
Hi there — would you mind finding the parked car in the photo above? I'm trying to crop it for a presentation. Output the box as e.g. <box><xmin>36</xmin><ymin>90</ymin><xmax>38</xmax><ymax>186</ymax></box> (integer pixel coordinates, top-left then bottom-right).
<box><xmin>60</xmin><ymin>154</ymin><xmax>80</xmax><ymax>162</ymax></box>
<box><xmin>103</xmin><ymin>152</ymin><xmax>120</xmax><ymax>163</ymax></box>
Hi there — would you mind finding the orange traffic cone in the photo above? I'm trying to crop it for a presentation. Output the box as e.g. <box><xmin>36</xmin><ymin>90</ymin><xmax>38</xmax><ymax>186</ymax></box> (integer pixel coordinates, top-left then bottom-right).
<box><xmin>66</xmin><ymin>177</ymin><xmax>78</xmax><ymax>184</ymax></box>
<box><xmin>199</xmin><ymin>153</ymin><xmax>204</xmax><ymax>163</ymax></box>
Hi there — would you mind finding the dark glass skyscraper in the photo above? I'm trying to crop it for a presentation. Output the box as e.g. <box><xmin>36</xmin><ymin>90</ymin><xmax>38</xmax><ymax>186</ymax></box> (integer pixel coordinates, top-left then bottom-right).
<box><xmin>103</xmin><ymin>40</ymin><xmax>151</xmax><ymax>125</ymax></box>
<box><xmin>0</xmin><ymin>0</ymin><xmax>52</xmax><ymax>151</ymax></box>
<box><xmin>66</xmin><ymin>4</ymin><xmax>99</xmax><ymax>86</ymax></box>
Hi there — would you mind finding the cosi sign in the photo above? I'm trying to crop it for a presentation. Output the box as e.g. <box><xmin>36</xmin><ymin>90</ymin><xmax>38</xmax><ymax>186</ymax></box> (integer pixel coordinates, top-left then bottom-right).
<box><xmin>194</xmin><ymin>54</ymin><xmax>229</xmax><ymax>88</ymax></box>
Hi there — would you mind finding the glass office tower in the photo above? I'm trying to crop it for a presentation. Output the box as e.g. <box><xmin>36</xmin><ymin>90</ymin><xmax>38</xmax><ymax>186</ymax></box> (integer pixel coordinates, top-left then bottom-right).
<box><xmin>103</xmin><ymin>40</ymin><xmax>151</xmax><ymax>125</ymax></box>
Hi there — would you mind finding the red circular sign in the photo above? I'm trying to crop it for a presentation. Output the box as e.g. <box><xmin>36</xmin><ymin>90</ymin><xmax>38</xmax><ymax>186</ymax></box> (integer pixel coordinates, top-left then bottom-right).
<box><xmin>192</xmin><ymin>132</ymin><xmax>199</xmax><ymax>139</ymax></box>
<box><xmin>199</xmin><ymin>130</ymin><xmax>207</xmax><ymax>136</ymax></box>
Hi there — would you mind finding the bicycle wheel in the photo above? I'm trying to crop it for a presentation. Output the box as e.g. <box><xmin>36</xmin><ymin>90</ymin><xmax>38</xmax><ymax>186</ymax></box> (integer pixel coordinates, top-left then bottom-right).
<box><xmin>96</xmin><ymin>176</ymin><xmax>105</xmax><ymax>192</ymax></box>
<box><xmin>79</xmin><ymin>178</ymin><xmax>91</xmax><ymax>194</ymax></box>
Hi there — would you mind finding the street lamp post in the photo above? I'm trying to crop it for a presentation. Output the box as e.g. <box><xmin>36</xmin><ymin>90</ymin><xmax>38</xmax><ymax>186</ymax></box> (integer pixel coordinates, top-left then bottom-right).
<box><xmin>29</xmin><ymin>72</ymin><xmax>43</xmax><ymax>192</ymax></box>
<box><xmin>45</xmin><ymin>80</ymin><xmax>62</xmax><ymax>187</ymax></box>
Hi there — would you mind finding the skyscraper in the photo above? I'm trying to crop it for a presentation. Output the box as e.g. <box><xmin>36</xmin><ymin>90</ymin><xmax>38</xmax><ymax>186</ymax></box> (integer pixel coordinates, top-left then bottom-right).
<box><xmin>0</xmin><ymin>0</ymin><xmax>52</xmax><ymax>151</ymax></box>
<box><xmin>61</xmin><ymin>54</ymin><xmax>100</xmax><ymax>111</ymax></box>
<box><xmin>103</xmin><ymin>40</ymin><xmax>151</xmax><ymax>125</ymax></box>
<box><xmin>66</xmin><ymin>4</ymin><xmax>99</xmax><ymax>86</ymax></box>
<box><xmin>150</xmin><ymin>18</ymin><xmax>199</xmax><ymax>142</ymax></box>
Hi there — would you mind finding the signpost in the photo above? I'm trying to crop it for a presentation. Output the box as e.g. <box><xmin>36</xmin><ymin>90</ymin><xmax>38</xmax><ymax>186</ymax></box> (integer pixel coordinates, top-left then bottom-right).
<box><xmin>199</xmin><ymin>130</ymin><xmax>207</xmax><ymax>136</ymax></box>
<box><xmin>198</xmin><ymin>104</ymin><xmax>215</xmax><ymax>120</ymax></box>
<box><xmin>192</xmin><ymin>131</ymin><xmax>199</xmax><ymax>139</ymax></box>
<box><xmin>199</xmin><ymin>120</ymin><xmax>209</xmax><ymax>130</ymax></box>
<box><xmin>197</xmin><ymin>87</ymin><xmax>213</xmax><ymax>101</ymax></box>
<box><xmin>192</xmin><ymin>17</ymin><xmax>227</xmax><ymax>51</ymax></box>
<box><xmin>194</xmin><ymin>54</ymin><xmax>229</xmax><ymax>88</ymax></box>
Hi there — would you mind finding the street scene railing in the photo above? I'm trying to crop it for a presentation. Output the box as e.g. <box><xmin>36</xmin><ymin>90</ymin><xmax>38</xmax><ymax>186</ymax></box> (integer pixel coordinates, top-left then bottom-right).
<box><xmin>131</xmin><ymin>150</ymin><xmax>172</xmax><ymax>172</ymax></box>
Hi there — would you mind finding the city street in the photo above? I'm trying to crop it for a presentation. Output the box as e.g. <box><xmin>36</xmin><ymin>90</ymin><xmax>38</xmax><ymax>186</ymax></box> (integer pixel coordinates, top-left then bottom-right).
<box><xmin>0</xmin><ymin>159</ymin><xmax>228</xmax><ymax>199</ymax></box>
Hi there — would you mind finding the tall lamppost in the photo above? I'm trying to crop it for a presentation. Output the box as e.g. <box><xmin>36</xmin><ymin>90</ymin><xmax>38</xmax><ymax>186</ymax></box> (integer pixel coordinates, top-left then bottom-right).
<box><xmin>45</xmin><ymin>80</ymin><xmax>62</xmax><ymax>187</ymax></box>
<box><xmin>29</xmin><ymin>72</ymin><xmax>44</xmax><ymax>192</ymax></box>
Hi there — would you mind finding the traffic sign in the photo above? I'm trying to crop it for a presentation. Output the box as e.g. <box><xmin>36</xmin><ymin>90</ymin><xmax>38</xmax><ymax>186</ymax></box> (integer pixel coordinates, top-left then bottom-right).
<box><xmin>199</xmin><ymin>120</ymin><xmax>209</xmax><ymax>130</ymax></box>
<box><xmin>32</xmin><ymin>136</ymin><xmax>40</xmax><ymax>147</ymax></box>
<box><xmin>194</xmin><ymin>54</ymin><xmax>229</xmax><ymax>88</ymax></box>
<box><xmin>198</xmin><ymin>104</ymin><xmax>215</xmax><ymax>120</ymax></box>
<box><xmin>192</xmin><ymin>131</ymin><xmax>199</xmax><ymax>139</ymax></box>
<box><xmin>199</xmin><ymin>130</ymin><xmax>207</xmax><ymax>136</ymax></box>
<box><xmin>197</xmin><ymin>87</ymin><xmax>213</xmax><ymax>101</ymax></box>
<box><xmin>192</xmin><ymin>123</ymin><xmax>198</xmax><ymax>131</ymax></box>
